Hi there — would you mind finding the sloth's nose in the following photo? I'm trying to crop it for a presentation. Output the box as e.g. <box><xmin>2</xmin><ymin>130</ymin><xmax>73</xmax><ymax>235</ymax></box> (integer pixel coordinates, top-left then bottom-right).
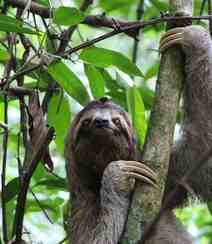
<box><xmin>93</xmin><ymin>118</ymin><xmax>109</xmax><ymax>128</ymax></box>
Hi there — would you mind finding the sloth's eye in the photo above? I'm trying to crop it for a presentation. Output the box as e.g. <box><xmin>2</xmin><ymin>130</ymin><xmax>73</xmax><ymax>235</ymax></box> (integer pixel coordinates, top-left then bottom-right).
<box><xmin>112</xmin><ymin>118</ymin><xmax>121</xmax><ymax>127</ymax></box>
<box><xmin>82</xmin><ymin>119</ymin><xmax>91</xmax><ymax>126</ymax></box>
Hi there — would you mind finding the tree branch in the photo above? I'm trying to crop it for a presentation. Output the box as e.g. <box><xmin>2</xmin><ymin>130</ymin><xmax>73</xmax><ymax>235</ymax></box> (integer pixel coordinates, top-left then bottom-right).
<box><xmin>7</xmin><ymin>0</ymin><xmax>50</xmax><ymax>18</ymax></box>
<box><xmin>57</xmin><ymin>0</ymin><xmax>94</xmax><ymax>53</ymax></box>
<box><xmin>12</xmin><ymin>127</ymin><xmax>54</xmax><ymax>242</ymax></box>
<box><xmin>3</xmin><ymin>14</ymin><xmax>212</xmax><ymax>87</ymax></box>
<box><xmin>122</xmin><ymin>0</ymin><xmax>192</xmax><ymax>243</ymax></box>
<box><xmin>132</xmin><ymin>0</ymin><xmax>145</xmax><ymax>64</ymax></box>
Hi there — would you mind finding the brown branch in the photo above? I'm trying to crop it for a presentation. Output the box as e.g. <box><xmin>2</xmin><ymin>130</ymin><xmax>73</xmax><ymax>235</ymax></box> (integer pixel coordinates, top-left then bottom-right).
<box><xmin>132</xmin><ymin>0</ymin><xmax>145</xmax><ymax>64</ymax></box>
<box><xmin>1</xmin><ymin>33</ymin><xmax>16</xmax><ymax>243</ymax></box>
<box><xmin>7</xmin><ymin>0</ymin><xmax>212</xmax><ymax>37</ymax></box>
<box><xmin>3</xmin><ymin>14</ymin><xmax>212</xmax><ymax>86</ymax></box>
<box><xmin>12</xmin><ymin>127</ymin><xmax>54</xmax><ymax>242</ymax></box>
<box><xmin>57</xmin><ymin>0</ymin><xmax>94</xmax><ymax>54</ymax></box>
<box><xmin>63</xmin><ymin>15</ymin><xmax>212</xmax><ymax>57</ymax></box>
<box><xmin>7</xmin><ymin>0</ymin><xmax>50</xmax><ymax>18</ymax></box>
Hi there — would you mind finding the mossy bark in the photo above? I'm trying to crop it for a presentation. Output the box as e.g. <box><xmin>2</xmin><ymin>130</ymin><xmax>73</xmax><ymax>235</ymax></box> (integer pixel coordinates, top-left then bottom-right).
<box><xmin>122</xmin><ymin>1</ymin><xmax>193</xmax><ymax>243</ymax></box>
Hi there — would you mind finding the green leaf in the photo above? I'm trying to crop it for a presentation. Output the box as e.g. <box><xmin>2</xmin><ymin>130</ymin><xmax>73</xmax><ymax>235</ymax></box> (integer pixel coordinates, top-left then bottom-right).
<box><xmin>150</xmin><ymin>0</ymin><xmax>168</xmax><ymax>11</ymax></box>
<box><xmin>80</xmin><ymin>46</ymin><xmax>143</xmax><ymax>77</ymax></box>
<box><xmin>100</xmin><ymin>0</ymin><xmax>135</xmax><ymax>11</ymax></box>
<box><xmin>35</xmin><ymin>0</ymin><xmax>50</xmax><ymax>6</ymax></box>
<box><xmin>26</xmin><ymin>197</ymin><xmax>64</xmax><ymax>213</ymax></box>
<box><xmin>100</xmin><ymin>69</ymin><xmax>127</xmax><ymax>108</ymax></box>
<box><xmin>139</xmin><ymin>86</ymin><xmax>154</xmax><ymax>110</ymax></box>
<box><xmin>0</xmin><ymin>49</ymin><xmax>10</xmax><ymax>61</ymax></box>
<box><xmin>80</xmin><ymin>46</ymin><xmax>113</xmax><ymax>68</ymax></box>
<box><xmin>34</xmin><ymin>178</ymin><xmax>67</xmax><ymax>191</ymax></box>
<box><xmin>48</xmin><ymin>61</ymin><xmax>90</xmax><ymax>106</ymax></box>
<box><xmin>48</xmin><ymin>94</ymin><xmax>71</xmax><ymax>154</ymax></box>
<box><xmin>112</xmin><ymin>52</ymin><xmax>143</xmax><ymax>77</ymax></box>
<box><xmin>53</xmin><ymin>7</ymin><xmax>85</xmax><ymax>26</ymax></box>
<box><xmin>84</xmin><ymin>64</ymin><xmax>105</xmax><ymax>99</ymax></box>
<box><xmin>4</xmin><ymin>177</ymin><xmax>19</xmax><ymax>202</ymax></box>
<box><xmin>0</xmin><ymin>14</ymin><xmax>37</xmax><ymax>34</ymax></box>
<box><xmin>127</xmin><ymin>86</ymin><xmax>147</xmax><ymax>146</ymax></box>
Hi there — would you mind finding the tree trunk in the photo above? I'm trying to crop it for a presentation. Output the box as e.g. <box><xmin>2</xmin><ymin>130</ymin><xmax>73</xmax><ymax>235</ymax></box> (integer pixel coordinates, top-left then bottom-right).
<box><xmin>122</xmin><ymin>0</ymin><xmax>193</xmax><ymax>243</ymax></box>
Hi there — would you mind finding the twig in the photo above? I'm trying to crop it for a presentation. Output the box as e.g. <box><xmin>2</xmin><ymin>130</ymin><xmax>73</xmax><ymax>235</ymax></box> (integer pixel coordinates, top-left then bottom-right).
<box><xmin>1</xmin><ymin>94</ymin><xmax>9</xmax><ymax>243</ymax></box>
<box><xmin>2</xmin><ymin>14</ymin><xmax>212</xmax><ymax>86</ymax></box>
<box><xmin>63</xmin><ymin>15</ymin><xmax>212</xmax><ymax>57</ymax></box>
<box><xmin>1</xmin><ymin>32</ymin><xmax>16</xmax><ymax>242</ymax></box>
<box><xmin>6</xmin><ymin>0</ymin><xmax>212</xmax><ymax>36</ymax></box>
<box><xmin>30</xmin><ymin>189</ymin><xmax>53</xmax><ymax>224</ymax></box>
<box><xmin>7</xmin><ymin>0</ymin><xmax>50</xmax><ymax>18</ymax></box>
<box><xmin>132</xmin><ymin>0</ymin><xmax>145</xmax><ymax>64</ymax></box>
<box><xmin>13</xmin><ymin>127</ymin><xmax>55</xmax><ymax>241</ymax></box>
<box><xmin>57</xmin><ymin>0</ymin><xmax>94</xmax><ymax>53</ymax></box>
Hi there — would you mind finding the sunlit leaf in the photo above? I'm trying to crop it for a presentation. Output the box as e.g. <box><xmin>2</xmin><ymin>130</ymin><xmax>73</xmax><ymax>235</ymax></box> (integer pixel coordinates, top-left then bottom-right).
<box><xmin>127</xmin><ymin>86</ymin><xmax>147</xmax><ymax>146</ymax></box>
<box><xmin>0</xmin><ymin>49</ymin><xmax>10</xmax><ymax>61</ymax></box>
<box><xmin>150</xmin><ymin>0</ymin><xmax>168</xmax><ymax>11</ymax></box>
<box><xmin>100</xmin><ymin>0</ymin><xmax>135</xmax><ymax>11</ymax></box>
<box><xmin>84</xmin><ymin>64</ymin><xmax>105</xmax><ymax>99</ymax></box>
<box><xmin>48</xmin><ymin>94</ymin><xmax>71</xmax><ymax>154</ymax></box>
<box><xmin>0</xmin><ymin>14</ymin><xmax>37</xmax><ymax>34</ymax></box>
<box><xmin>26</xmin><ymin>197</ymin><xmax>64</xmax><ymax>213</ymax></box>
<box><xmin>53</xmin><ymin>7</ymin><xmax>85</xmax><ymax>26</ymax></box>
<box><xmin>34</xmin><ymin>178</ymin><xmax>67</xmax><ymax>191</ymax></box>
<box><xmin>48</xmin><ymin>61</ymin><xmax>90</xmax><ymax>106</ymax></box>
<box><xmin>139</xmin><ymin>86</ymin><xmax>155</xmax><ymax>110</ymax></box>
<box><xmin>80</xmin><ymin>46</ymin><xmax>143</xmax><ymax>77</ymax></box>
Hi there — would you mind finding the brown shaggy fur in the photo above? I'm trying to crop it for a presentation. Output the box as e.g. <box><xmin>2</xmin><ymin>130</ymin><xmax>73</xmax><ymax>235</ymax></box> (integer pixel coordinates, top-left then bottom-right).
<box><xmin>65</xmin><ymin>26</ymin><xmax>212</xmax><ymax>244</ymax></box>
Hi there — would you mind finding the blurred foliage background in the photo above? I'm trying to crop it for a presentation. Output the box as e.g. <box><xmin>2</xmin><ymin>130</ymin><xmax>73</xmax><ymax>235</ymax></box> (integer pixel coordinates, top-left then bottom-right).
<box><xmin>0</xmin><ymin>0</ymin><xmax>212</xmax><ymax>243</ymax></box>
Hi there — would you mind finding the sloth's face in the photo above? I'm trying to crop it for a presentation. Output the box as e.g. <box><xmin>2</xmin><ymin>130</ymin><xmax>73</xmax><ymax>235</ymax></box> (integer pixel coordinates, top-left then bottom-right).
<box><xmin>75</xmin><ymin>107</ymin><xmax>131</xmax><ymax>142</ymax></box>
<box><xmin>70</xmin><ymin>100</ymin><xmax>137</xmax><ymax>175</ymax></box>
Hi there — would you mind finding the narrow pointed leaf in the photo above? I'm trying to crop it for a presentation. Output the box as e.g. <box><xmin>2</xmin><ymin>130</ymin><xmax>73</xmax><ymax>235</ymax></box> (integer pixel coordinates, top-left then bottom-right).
<box><xmin>127</xmin><ymin>86</ymin><xmax>147</xmax><ymax>146</ymax></box>
<box><xmin>0</xmin><ymin>14</ymin><xmax>37</xmax><ymax>34</ymax></box>
<box><xmin>0</xmin><ymin>49</ymin><xmax>10</xmax><ymax>61</ymax></box>
<box><xmin>84</xmin><ymin>64</ymin><xmax>105</xmax><ymax>99</ymax></box>
<box><xmin>48</xmin><ymin>94</ymin><xmax>71</xmax><ymax>154</ymax></box>
<box><xmin>48</xmin><ymin>61</ymin><xmax>90</xmax><ymax>106</ymax></box>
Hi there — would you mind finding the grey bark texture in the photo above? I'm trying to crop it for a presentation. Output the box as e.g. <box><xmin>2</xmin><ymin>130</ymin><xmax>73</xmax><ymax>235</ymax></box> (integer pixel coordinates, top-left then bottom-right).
<box><xmin>122</xmin><ymin>1</ymin><xmax>193</xmax><ymax>243</ymax></box>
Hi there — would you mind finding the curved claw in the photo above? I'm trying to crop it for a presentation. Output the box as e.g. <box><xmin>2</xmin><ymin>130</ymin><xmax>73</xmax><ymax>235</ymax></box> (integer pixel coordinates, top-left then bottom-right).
<box><xmin>124</xmin><ymin>172</ymin><xmax>158</xmax><ymax>189</ymax></box>
<box><xmin>120</xmin><ymin>160</ymin><xmax>158</xmax><ymax>188</ymax></box>
<box><xmin>159</xmin><ymin>27</ymin><xmax>185</xmax><ymax>53</ymax></box>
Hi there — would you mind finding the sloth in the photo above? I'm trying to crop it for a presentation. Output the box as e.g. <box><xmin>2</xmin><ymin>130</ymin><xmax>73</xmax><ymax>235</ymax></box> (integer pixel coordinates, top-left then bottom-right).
<box><xmin>65</xmin><ymin>26</ymin><xmax>212</xmax><ymax>244</ymax></box>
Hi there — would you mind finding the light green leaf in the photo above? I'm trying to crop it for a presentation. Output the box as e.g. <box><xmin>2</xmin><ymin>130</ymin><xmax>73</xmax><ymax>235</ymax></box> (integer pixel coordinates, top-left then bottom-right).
<box><xmin>80</xmin><ymin>46</ymin><xmax>113</xmax><ymax>68</ymax></box>
<box><xmin>0</xmin><ymin>14</ymin><xmax>37</xmax><ymax>34</ymax></box>
<box><xmin>127</xmin><ymin>86</ymin><xmax>147</xmax><ymax>146</ymax></box>
<box><xmin>0</xmin><ymin>49</ymin><xmax>10</xmax><ymax>61</ymax></box>
<box><xmin>100</xmin><ymin>0</ymin><xmax>135</xmax><ymax>11</ymax></box>
<box><xmin>80</xmin><ymin>46</ymin><xmax>143</xmax><ymax>77</ymax></box>
<box><xmin>34</xmin><ymin>178</ymin><xmax>67</xmax><ymax>191</ymax></box>
<box><xmin>84</xmin><ymin>64</ymin><xmax>105</xmax><ymax>99</ymax></box>
<box><xmin>53</xmin><ymin>7</ymin><xmax>85</xmax><ymax>26</ymax></box>
<box><xmin>150</xmin><ymin>0</ymin><xmax>168</xmax><ymax>11</ymax></box>
<box><xmin>48</xmin><ymin>61</ymin><xmax>90</xmax><ymax>106</ymax></box>
<box><xmin>47</xmin><ymin>94</ymin><xmax>71</xmax><ymax>154</ymax></box>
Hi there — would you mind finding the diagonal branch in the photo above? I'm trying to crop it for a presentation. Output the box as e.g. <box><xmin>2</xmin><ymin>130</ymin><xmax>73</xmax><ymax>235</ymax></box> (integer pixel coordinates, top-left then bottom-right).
<box><xmin>12</xmin><ymin>127</ymin><xmax>54</xmax><ymax>242</ymax></box>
